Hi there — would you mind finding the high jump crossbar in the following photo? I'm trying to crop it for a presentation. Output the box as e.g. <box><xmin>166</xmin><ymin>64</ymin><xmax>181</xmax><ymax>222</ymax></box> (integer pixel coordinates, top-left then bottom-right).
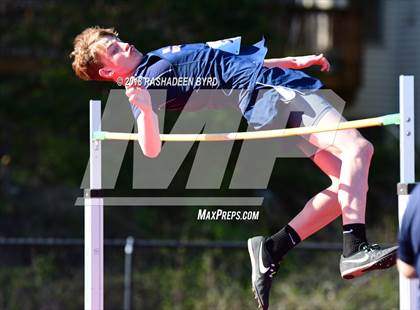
<box><xmin>93</xmin><ymin>113</ymin><xmax>400</xmax><ymax>142</ymax></box>
<box><xmin>84</xmin><ymin>75</ymin><xmax>418</xmax><ymax>310</ymax></box>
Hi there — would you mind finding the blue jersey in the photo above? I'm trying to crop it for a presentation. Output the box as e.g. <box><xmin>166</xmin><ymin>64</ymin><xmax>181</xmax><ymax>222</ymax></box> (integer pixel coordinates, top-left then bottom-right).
<box><xmin>398</xmin><ymin>184</ymin><xmax>420</xmax><ymax>297</ymax></box>
<box><xmin>131</xmin><ymin>37</ymin><xmax>323</xmax><ymax>127</ymax></box>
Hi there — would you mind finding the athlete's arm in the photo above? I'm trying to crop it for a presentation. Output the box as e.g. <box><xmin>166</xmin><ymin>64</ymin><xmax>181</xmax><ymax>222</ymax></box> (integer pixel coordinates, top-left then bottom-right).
<box><xmin>397</xmin><ymin>259</ymin><xmax>418</xmax><ymax>279</ymax></box>
<box><xmin>263</xmin><ymin>54</ymin><xmax>330</xmax><ymax>72</ymax></box>
<box><xmin>126</xmin><ymin>87</ymin><xmax>161</xmax><ymax>158</ymax></box>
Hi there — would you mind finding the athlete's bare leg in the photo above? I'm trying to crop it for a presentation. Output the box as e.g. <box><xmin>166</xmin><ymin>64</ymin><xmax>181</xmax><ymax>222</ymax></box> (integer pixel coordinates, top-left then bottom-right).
<box><xmin>289</xmin><ymin>148</ymin><xmax>342</xmax><ymax>240</ymax></box>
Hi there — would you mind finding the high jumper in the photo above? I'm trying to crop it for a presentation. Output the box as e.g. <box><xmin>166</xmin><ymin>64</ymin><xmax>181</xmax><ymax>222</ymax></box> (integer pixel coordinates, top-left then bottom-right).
<box><xmin>70</xmin><ymin>26</ymin><xmax>398</xmax><ymax>310</ymax></box>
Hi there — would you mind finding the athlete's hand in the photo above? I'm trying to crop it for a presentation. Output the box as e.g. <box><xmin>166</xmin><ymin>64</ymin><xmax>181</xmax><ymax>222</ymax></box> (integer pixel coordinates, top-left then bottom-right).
<box><xmin>292</xmin><ymin>54</ymin><xmax>330</xmax><ymax>72</ymax></box>
<box><xmin>125</xmin><ymin>86</ymin><xmax>153</xmax><ymax>113</ymax></box>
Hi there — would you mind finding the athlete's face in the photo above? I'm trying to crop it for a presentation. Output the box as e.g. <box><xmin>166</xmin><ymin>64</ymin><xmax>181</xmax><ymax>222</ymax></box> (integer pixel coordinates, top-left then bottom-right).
<box><xmin>96</xmin><ymin>35</ymin><xmax>143</xmax><ymax>80</ymax></box>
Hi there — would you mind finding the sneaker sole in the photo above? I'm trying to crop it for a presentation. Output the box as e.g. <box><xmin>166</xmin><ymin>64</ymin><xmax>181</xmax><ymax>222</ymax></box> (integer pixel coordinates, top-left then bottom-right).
<box><xmin>247</xmin><ymin>238</ymin><xmax>266</xmax><ymax>309</ymax></box>
<box><xmin>341</xmin><ymin>249</ymin><xmax>397</xmax><ymax>280</ymax></box>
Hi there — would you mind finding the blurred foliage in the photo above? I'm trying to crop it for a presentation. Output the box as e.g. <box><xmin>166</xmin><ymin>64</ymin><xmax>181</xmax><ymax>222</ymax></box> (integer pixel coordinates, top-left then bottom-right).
<box><xmin>0</xmin><ymin>249</ymin><xmax>397</xmax><ymax>309</ymax></box>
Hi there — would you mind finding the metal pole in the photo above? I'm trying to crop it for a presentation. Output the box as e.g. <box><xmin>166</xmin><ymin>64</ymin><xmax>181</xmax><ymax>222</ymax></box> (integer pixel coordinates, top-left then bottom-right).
<box><xmin>398</xmin><ymin>75</ymin><xmax>419</xmax><ymax>310</ymax></box>
<box><xmin>123</xmin><ymin>236</ymin><xmax>135</xmax><ymax>310</ymax></box>
<box><xmin>85</xmin><ymin>100</ymin><xmax>104</xmax><ymax>310</ymax></box>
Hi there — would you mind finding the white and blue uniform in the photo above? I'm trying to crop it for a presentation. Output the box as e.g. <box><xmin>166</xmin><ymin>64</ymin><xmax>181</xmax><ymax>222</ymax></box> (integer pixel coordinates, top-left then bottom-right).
<box><xmin>131</xmin><ymin>37</ymin><xmax>324</xmax><ymax>129</ymax></box>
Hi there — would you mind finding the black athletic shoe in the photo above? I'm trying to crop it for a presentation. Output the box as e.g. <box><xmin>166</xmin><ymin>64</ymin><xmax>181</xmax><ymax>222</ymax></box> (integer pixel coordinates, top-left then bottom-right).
<box><xmin>340</xmin><ymin>243</ymin><xmax>398</xmax><ymax>279</ymax></box>
<box><xmin>248</xmin><ymin>236</ymin><xmax>279</xmax><ymax>310</ymax></box>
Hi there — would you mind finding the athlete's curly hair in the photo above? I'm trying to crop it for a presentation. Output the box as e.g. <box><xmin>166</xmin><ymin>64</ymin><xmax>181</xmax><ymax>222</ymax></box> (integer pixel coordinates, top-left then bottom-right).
<box><xmin>70</xmin><ymin>26</ymin><xmax>118</xmax><ymax>81</ymax></box>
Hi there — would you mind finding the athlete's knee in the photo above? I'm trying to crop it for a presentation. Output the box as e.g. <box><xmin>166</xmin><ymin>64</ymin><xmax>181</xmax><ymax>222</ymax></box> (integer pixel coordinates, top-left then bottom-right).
<box><xmin>355</xmin><ymin>139</ymin><xmax>374</xmax><ymax>159</ymax></box>
<box><xmin>342</xmin><ymin>138</ymin><xmax>374</xmax><ymax>160</ymax></box>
